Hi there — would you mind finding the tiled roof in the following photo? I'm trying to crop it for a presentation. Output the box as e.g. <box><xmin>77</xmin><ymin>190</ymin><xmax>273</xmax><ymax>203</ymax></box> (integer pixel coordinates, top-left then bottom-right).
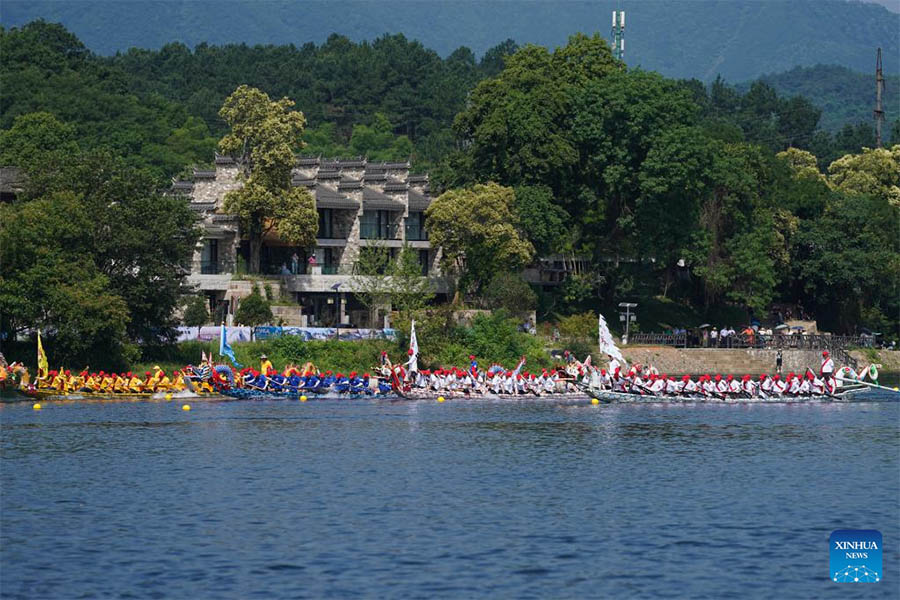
<box><xmin>193</xmin><ymin>169</ymin><xmax>216</xmax><ymax>179</ymax></box>
<box><xmin>172</xmin><ymin>180</ymin><xmax>194</xmax><ymax>191</ymax></box>
<box><xmin>315</xmin><ymin>186</ymin><xmax>360</xmax><ymax>210</ymax></box>
<box><xmin>408</xmin><ymin>188</ymin><xmax>432</xmax><ymax>211</ymax></box>
<box><xmin>338</xmin><ymin>178</ymin><xmax>363</xmax><ymax>190</ymax></box>
<box><xmin>363</xmin><ymin>171</ymin><xmax>387</xmax><ymax>182</ymax></box>
<box><xmin>292</xmin><ymin>177</ymin><xmax>317</xmax><ymax>188</ymax></box>
<box><xmin>384</xmin><ymin>179</ymin><xmax>408</xmax><ymax>192</ymax></box>
<box><xmin>408</xmin><ymin>174</ymin><xmax>428</xmax><ymax>184</ymax></box>
<box><xmin>190</xmin><ymin>202</ymin><xmax>217</xmax><ymax>212</ymax></box>
<box><xmin>214</xmin><ymin>153</ymin><xmax>235</xmax><ymax>165</ymax></box>
<box><xmin>323</xmin><ymin>157</ymin><xmax>366</xmax><ymax>169</ymax></box>
<box><xmin>295</xmin><ymin>156</ymin><xmax>321</xmax><ymax>166</ymax></box>
<box><xmin>363</xmin><ymin>187</ymin><xmax>405</xmax><ymax>210</ymax></box>
<box><xmin>369</xmin><ymin>160</ymin><xmax>410</xmax><ymax>169</ymax></box>
<box><xmin>316</xmin><ymin>169</ymin><xmax>342</xmax><ymax>180</ymax></box>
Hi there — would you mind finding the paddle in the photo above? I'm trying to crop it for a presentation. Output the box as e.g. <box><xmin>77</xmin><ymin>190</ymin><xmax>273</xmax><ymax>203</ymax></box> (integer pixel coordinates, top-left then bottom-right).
<box><xmin>836</xmin><ymin>377</ymin><xmax>899</xmax><ymax>394</ymax></box>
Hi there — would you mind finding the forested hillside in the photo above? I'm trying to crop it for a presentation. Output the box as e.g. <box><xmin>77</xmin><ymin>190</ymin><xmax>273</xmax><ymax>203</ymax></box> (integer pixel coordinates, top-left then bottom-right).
<box><xmin>2</xmin><ymin>0</ymin><xmax>897</xmax><ymax>81</ymax></box>
<box><xmin>3</xmin><ymin>21</ymin><xmax>895</xmax><ymax>181</ymax></box>
<box><xmin>2</xmin><ymin>21</ymin><xmax>897</xmax><ymax>365</ymax></box>
<box><xmin>749</xmin><ymin>64</ymin><xmax>900</xmax><ymax>132</ymax></box>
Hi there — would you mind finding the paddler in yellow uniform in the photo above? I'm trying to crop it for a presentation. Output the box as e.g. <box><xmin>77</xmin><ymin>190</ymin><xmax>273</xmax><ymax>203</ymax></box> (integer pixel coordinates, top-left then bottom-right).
<box><xmin>51</xmin><ymin>370</ymin><xmax>67</xmax><ymax>392</ymax></box>
<box><xmin>98</xmin><ymin>371</ymin><xmax>113</xmax><ymax>393</ymax></box>
<box><xmin>173</xmin><ymin>370</ymin><xmax>188</xmax><ymax>392</ymax></box>
<box><xmin>260</xmin><ymin>354</ymin><xmax>274</xmax><ymax>374</ymax></box>
<box><xmin>35</xmin><ymin>370</ymin><xmax>51</xmax><ymax>389</ymax></box>
<box><xmin>84</xmin><ymin>372</ymin><xmax>98</xmax><ymax>393</ymax></box>
<box><xmin>155</xmin><ymin>370</ymin><xmax>172</xmax><ymax>391</ymax></box>
<box><xmin>70</xmin><ymin>370</ymin><xmax>87</xmax><ymax>392</ymax></box>
<box><xmin>113</xmin><ymin>373</ymin><xmax>129</xmax><ymax>393</ymax></box>
<box><xmin>128</xmin><ymin>372</ymin><xmax>144</xmax><ymax>393</ymax></box>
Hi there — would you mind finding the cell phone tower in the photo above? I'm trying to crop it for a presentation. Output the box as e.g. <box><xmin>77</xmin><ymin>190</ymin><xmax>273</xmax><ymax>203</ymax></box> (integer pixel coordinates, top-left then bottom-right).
<box><xmin>611</xmin><ymin>10</ymin><xmax>625</xmax><ymax>61</ymax></box>
<box><xmin>874</xmin><ymin>47</ymin><xmax>884</xmax><ymax>148</ymax></box>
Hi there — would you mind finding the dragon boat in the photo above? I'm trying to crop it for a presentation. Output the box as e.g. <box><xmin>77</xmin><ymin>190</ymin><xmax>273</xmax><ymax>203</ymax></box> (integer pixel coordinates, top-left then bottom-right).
<box><xmin>585</xmin><ymin>385</ymin><xmax>870</xmax><ymax>404</ymax></box>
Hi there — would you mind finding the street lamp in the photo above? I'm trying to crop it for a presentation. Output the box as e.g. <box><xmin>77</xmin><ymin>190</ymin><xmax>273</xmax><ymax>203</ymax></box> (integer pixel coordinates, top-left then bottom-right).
<box><xmin>618</xmin><ymin>302</ymin><xmax>637</xmax><ymax>344</ymax></box>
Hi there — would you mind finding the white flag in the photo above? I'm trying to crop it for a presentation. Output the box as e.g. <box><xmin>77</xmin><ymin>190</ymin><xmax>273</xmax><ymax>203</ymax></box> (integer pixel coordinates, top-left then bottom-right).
<box><xmin>598</xmin><ymin>313</ymin><xmax>626</xmax><ymax>365</ymax></box>
<box><xmin>409</xmin><ymin>320</ymin><xmax>419</xmax><ymax>357</ymax></box>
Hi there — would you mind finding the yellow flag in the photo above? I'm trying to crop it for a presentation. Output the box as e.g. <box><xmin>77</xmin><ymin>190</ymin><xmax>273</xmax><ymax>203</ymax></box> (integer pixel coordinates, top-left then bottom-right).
<box><xmin>37</xmin><ymin>331</ymin><xmax>48</xmax><ymax>378</ymax></box>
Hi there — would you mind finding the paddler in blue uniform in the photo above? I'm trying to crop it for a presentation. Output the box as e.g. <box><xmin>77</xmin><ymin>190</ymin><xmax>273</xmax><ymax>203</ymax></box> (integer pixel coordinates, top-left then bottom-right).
<box><xmin>348</xmin><ymin>371</ymin><xmax>364</xmax><ymax>394</ymax></box>
<box><xmin>334</xmin><ymin>373</ymin><xmax>350</xmax><ymax>394</ymax></box>
<box><xmin>268</xmin><ymin>369</ymin><xmax>286</xmax><ymax>392</ymax></box>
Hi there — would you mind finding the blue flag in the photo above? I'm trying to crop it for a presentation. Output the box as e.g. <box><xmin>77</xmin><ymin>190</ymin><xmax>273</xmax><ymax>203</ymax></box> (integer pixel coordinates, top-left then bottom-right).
<box><xmin>219</xmin><ymin>324</ymin><xmax>242</xmax><ymax>368</ymax></box>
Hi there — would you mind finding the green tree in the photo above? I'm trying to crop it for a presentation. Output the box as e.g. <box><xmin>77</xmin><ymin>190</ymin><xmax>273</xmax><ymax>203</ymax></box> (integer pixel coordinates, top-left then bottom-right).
<box><xmin>513</xmin><ymin>185</ymin><xmax>570</xmax><ymax>255</ymax></box>
<box><xmin>389</xmin><ymin>245</ymin><xmax>435</xmax><ymax>320</ymax></box>
<box><xmin>0</xmin><ymin>112</ymin><xmax>79</xmax><ymax>166</ymax></box>
<box><xmin>0</xmin><ymin>193</ymin><xmax>135</xmax><ymax>368</ymax></box>
<box><xmin>182</xmin><ymin>295</ymin><xmax>210</xmax><ymax>335</ymax></box>
<box><xmin>18</xmin><ymin>150</ymin><xmax>200</xmax><ymax>347</ymax></box>
<box><xmin>425</xmin><ymin>182</ymin><xmax>534</xmax><ymax>297</ymax></box>
<box><xmin>235</xmin><ymin>285</ymin><xmax>273</xmax><ymax>337</ymax></box>
<box><xmin>481</xmin><ymin>272</ymin><xmax>537</xmax><ymax>313</ymax></box>
<box><xmin>827</xmin><ymin>144</ymin><xmax>900</xmax><ymax>207</ymax></box>
<box><xmin>793</xmin><ymin>192</ymin><xmax>899</xmax><ymax>332</ymax></box>
<box><xmin>219</xmin><ymin>85</ymin><xmax>318</xmax><ymax>273</ymax></box>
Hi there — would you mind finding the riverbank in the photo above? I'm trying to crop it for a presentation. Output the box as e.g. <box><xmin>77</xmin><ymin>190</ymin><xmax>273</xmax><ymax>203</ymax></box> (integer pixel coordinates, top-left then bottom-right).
<box><xmin>620</xmin><ymin>346</ymin><xmax>899</xmax><ymax>374</ymax></box>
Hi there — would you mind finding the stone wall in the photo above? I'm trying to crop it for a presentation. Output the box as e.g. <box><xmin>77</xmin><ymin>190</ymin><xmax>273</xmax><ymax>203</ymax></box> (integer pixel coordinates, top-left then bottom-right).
<box><xmin>619</xmin><ymin>347</ymin><xmax>846</xmax><ymax>375</ymax></box>
<box><xmin>192</xmin><ymin>167</ymin><xmax>240</xmax><ymax>206</ymax></box>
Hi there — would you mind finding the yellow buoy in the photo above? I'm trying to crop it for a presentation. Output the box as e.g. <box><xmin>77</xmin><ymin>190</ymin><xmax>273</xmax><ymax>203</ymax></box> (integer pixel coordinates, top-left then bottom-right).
<box><xmin>437</xmin><ymin>396</ymin><xmax>445</xmax><ymax>403</ymax></box>
<box><xmin>894</xmin><ymin>387</ymin><xmax>899</xmax><ymax>392</ymax></box>
<box><xmin>591</xmin><ymin>398</ymin><xmax>600</xmax><ymax>405</ymax></box>
<box><xmin>165</xmin><ymin>393</ymin><xmax>172</xmax><ymax>400</ymax></box>
<box><xmin>300</xmin><ymin>395</ymin><xmax>307</xmax><ymax>402</ymax></box>
<box><xmin>182</xmin><ymin>404</ymin><xmax>191</xmax><ymax>411</ymax></box>
<box><xmin>32</xmin><ymin>403</ymin><xmax>42</xmax><ymax>410</ymax></box>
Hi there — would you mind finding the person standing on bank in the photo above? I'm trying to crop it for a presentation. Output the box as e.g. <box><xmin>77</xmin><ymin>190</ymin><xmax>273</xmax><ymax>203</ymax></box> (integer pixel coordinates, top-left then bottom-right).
<box><xmin>775</xmin><ymin>349</ymin><xmax>783</xmax><ymax>374</ymax></box>
<box><xmin>291</xmin><ymin>252</ymin><xmax>299</xmax><ymax>275</ymax></box>
<box><xmin>819</xmin><ymin>350</ymin><xmax>835</xmax><ymax>393</ymax></box>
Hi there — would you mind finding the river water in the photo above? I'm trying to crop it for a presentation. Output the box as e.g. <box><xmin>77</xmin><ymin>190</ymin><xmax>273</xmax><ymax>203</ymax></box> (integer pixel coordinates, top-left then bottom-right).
<box><xmin>2</xmin><ymin>394</ymin><xmax>898</xmax><ymax>599</ymax></box>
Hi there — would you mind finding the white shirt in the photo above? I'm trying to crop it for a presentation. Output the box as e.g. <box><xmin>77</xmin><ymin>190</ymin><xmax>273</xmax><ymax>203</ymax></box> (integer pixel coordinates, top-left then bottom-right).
<box><xmin>821</xmin><ymin>357</ymin><xmax>834</xmax><ymax>375</ymax></box>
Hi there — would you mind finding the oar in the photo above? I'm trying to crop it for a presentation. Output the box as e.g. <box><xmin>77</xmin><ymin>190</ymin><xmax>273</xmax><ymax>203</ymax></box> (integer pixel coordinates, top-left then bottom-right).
<box><xmin>836</xmin><ymin>377</ymin><xmax>899</xmax><ymax>394</ymax></box>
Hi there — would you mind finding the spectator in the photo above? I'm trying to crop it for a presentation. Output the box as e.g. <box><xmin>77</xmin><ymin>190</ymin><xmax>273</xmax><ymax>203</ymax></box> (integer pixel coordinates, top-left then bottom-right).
<box><xmin>308</xmin><ymin>252</ymin><xmax>317</xmax><ymax>266</ymax></box>
<box><xmin>710</xmin><ymin>328</ymin><xmax>718</xmax><ymax>347</ymax></box>
<box><xmin>719</xmin><ymin>326</ymin><xmax>728</xmax><ymax>347</ymax></box>
<box><xmin>291</xmin><ymin>252</ymin><xmax>299</xmax><ymax>275</ymax></box>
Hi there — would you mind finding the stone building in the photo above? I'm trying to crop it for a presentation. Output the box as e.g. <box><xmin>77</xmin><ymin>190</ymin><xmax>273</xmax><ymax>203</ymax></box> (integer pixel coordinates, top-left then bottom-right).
<box><xmin>172</xmin><ymin>155</ymin><xmax>444</xmax><ymax>327</ymax></box>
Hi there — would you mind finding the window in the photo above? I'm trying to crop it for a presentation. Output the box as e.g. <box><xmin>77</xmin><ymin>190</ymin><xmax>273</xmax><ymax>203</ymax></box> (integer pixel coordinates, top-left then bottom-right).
<box><xmin>405</xmin><ymin>211</ymin><xmax>428</xmax><ymax>241</ymax></box>
<box><xmin>318</xmin><ymin>208</ymin><xmax>334</xmax><ymax>239</ymax></box>
<box><xmin>361</xmin><ymin>210</ymin><xmax>396</xmax><ymax>239</ymax></box>
<box><xmin>418</xmin><ymin>249</ymin><xmax>429</xmax><ymax>275</ymax></box>
<box><xmin>200</xmin><ymin>239</ymin><xmax>218</xmax><ymax>274</ymax></box>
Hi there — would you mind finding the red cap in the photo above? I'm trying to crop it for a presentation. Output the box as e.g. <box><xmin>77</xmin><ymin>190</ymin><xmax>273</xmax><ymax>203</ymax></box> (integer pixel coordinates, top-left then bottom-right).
<box><xmin>469</xmin><ymin>355</ymin><xmax>475</xmax><ymax>360</ymax></box>
<box><xmin>822</xmin><ymin>350</ymin><xmax>829</xmax><ymax>357</ymax></box>
<box><xmin>408</xmin><ymin>349</ymin><xmax>414</xmax><ymax>355</ymax></box>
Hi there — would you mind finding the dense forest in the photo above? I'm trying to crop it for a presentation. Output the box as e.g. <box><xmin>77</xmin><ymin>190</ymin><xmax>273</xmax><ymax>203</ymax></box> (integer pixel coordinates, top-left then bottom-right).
<box><xmin>1</xmin><ymin>21</ymin><xmax>898</xmax><ymax>366</ymax></box>
<box><xmin>1</xmin><ymin>21</ymin><xmax>896</xmax><ymax>180</ymax></box>
<box><xmin>3</xmin><ymin>0</ymin><xmax>898</xmax><ymax>81</ymax></box>
<box><xmin>749</xmin><ymin>64</ymin><xmax>900</xmax><ymax>132</ymax></box>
